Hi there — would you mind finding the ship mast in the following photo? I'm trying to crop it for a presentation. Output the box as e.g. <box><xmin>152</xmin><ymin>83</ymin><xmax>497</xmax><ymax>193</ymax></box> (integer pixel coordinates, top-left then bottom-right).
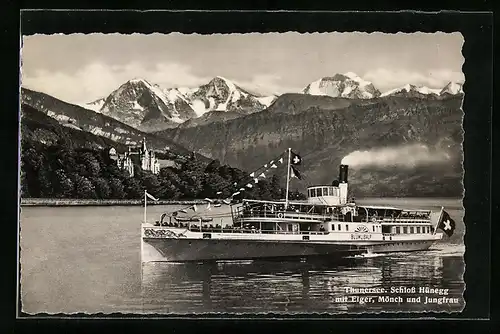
<box><xmin>285</xmin><ymin>147</ymin><xmax>291</xmax><ymax>209</ymax></box>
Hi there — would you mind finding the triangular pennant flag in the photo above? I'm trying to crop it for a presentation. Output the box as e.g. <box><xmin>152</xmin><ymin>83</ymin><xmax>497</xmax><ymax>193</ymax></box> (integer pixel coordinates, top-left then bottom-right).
<box><xmin>145</xmin><ymin>191</ymin><xmax>159</xmax><ymax>201</ymax></box>
<box><xmin>222</xmin><ymin>200</ymin><xmax>231</xmax><ymax>205</ymax></box>
<box><xmin>246</xmin><ymin>183</ymin><xmax>253</xmax><ymax>188</ymax></box>
<box><xmin>259</xmin><ymin>173</ymin><xmax>266</xmax><ymax>178</ymax></box>
<box><xmin>232</xmin><ymin>191</ymin><xmax>241</xmax><ymax>197</ymax></box>
<box><xmin>204</xmin><ymin>198</ymin><xmax>213</xmax><ymax>203</ymax></box>
<box><xmin>254</xmin><ymin>178</ymin><xmax>259</xmax><ymax>184</ymax></box>
<box><xmin>250</xmin><ymin>172</ymin><xmax>255</xmax><ymax>177</ymax></box>
<box><xmin>271</xmin><ymin>164</ymin><xmax>277</xmax><ymax>169</ymax></box>
<box><xmin>269</xmin><ymin>160</ymin><xmax>274</xmax><ymax>165</ymax></box>
<box><xmin>239</xmin><ymin>188</ymin><xmax>245</xmax><ymax>191</ymax></box>
<box><xmin>264</xmin><ymin>164</ymin><xmax>268</xmax><ymax>168</ymax></box>
<box><xmin>214</xmin><ymin>203</ymin><xmax>222</xmax><ymax>207</ymax></box>
<box><xmin>216</xmin><ymin>191</ymin><xmax>222</xmax><ymax>195</ymax></box>
<box><xmin>278</xmin><ymin>157</ymin><xmax>283</xmax><ymax>164</ymax></box>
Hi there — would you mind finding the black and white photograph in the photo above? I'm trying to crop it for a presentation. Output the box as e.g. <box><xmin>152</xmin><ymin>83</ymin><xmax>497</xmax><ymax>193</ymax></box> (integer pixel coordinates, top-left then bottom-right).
<box><xmin>19</xmin><ymin>31</ymin><xmax>467</xmax><ymax>315</ymax></box>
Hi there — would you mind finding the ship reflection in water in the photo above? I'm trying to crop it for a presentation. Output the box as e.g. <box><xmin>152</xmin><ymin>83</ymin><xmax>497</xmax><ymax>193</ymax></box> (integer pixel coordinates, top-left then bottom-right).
<box><xmin>140</xmin><ymin>243</ymin><xmax>464</xmax><ymax>313</ymax></box>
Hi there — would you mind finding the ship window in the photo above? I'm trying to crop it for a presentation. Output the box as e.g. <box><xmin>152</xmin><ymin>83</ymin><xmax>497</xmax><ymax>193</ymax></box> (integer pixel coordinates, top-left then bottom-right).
<box><xmin>338</xmin><ymin>224</ymin><xmax>341</xmax><ymax>231</ymax></box>
<box><xmin>403</xmin><ymin>226</ymin><xmax>408</xmax><ymax>234</ymax></box>
<box><xmin>331</xmin><ymin>224</ymin><xmax>335</xmax><ymax>231</ymax></box>
<box><xmin>372</xmin><ymin>226</ymin><xmax>375</xmax><ymax>232</ymax></box>
<box><xmin>323</xmin><ymin>187</ymin><xmax>329</xmax><ymax>196</ymax></box>
<box><xmin>395</xmin><ymin>226</ymin><xmax>400</xmax><ymax>234</ymax></box>
<box><xmin>410</xmin><ymin>227</ymin><xmax>414</xmax><ymax>233</ymax></box>
<box><xmin>328</xmin><ymin>187</ymin><xmax>333</xmax><ymax>196</ymax></box>
<box><xmin>427</xmin><ymin>226</ymin><xmax>430</xmax><ymax>233</ymax></box>
<box><xmin>416</xmin><ymin>226</ymin><xmax>421</xmax><ymax>233</ymax></box>
<box><xmin>317</xmin><ymin>188</ymin><xmax>323</xmax><ymax>196</ymax></box>
<box><xmin>346</xmin><ymin>224</ymin><xmax>349</xmax><ymax>231</ymax></box>
<box><xmin>311</xmin><ymin>189</ymin><xmax>316</xmax><ymax>197</ymax></box>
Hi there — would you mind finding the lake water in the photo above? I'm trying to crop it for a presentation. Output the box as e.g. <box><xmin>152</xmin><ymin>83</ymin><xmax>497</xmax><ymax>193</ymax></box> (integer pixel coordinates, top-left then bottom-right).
<box><xmin>19</xmin><ymin>198</ymin><xmax>465</xmax><ymax>315</ymax></box>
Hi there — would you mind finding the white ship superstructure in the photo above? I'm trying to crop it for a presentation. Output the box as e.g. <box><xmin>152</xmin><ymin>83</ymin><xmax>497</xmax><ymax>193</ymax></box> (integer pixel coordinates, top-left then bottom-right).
<box><xmin>141</xmin><ymin>149</ymin><xmax>455</xmax><ymax>262</ymax></box>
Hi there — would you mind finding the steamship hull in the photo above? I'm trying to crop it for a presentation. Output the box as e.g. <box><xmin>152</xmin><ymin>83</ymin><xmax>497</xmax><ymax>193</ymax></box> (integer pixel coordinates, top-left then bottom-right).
<box><xmin>140</xmin><ymin>226</ymin><xmax>442</xmax><ymax>262</ymax></box>
<box><xmin>141</xmin><ymin>233</ymin><xmax>366</xmax><ymax>263</ymax></box>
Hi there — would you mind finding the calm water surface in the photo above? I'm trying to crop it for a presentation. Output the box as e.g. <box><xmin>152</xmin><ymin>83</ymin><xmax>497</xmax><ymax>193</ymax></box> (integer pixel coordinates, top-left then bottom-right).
<box><xmin>20</xmin><ymin>198</ymin><xmax>465</xmax><ymax>314</ymax></box>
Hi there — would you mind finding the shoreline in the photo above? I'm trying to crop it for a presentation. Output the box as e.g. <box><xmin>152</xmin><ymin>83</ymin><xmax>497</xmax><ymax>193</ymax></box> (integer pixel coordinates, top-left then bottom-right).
<box><xmin>20</xmin><ymin>197</ymin><xmax>463</xmax><ymax>207</ymax></box>
<box><xmin>20</xmin><ymin>198</ymin><xmax>206</xmax><ymax>207</ymax></box>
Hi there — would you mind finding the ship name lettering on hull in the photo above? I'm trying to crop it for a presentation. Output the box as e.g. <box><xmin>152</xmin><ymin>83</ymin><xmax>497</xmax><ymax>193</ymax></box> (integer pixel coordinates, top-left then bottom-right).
<box><xmin>350</xmin><ymin>234</ymin><xmax>372</xmax><ymax>240</ymax></box>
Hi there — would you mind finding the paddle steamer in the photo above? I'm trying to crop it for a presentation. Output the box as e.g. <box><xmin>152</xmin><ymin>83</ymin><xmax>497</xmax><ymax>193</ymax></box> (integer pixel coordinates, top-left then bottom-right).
<box><xmin>141</xmin><ymin>150</ymin><xmax>454</xmax><ymax>262</ymax></box>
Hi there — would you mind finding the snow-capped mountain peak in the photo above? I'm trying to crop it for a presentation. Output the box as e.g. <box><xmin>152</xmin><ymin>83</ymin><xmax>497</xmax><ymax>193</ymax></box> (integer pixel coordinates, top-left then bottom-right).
<box><xmin>81</xmin><ymin>76</ymin><xmax>277</xmax><ymax>132</ymax></box>
<box><xmin>440</xmin><ymin>81</ymin><xmax>464</xmax><ymax>95</ymax></box>
<box><xmin>302</xmin><ymin>73</ymin><xmax>381</xmax><ymax>99</ymax></box>
<box><xmin>381</xmin><ymin>82</ymin><xmax>461</xmax><ymax>97</ymax></box>
<box><xmin>381</xmin><ymin>83</ymin><xmax>451</xmax><ymax>97</ymax></box>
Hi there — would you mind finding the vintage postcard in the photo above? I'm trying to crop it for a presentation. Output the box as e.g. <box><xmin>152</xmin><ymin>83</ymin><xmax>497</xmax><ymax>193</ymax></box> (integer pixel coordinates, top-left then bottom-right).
<box><xmin>19</xmin><ymin>30</ymin><xmax>467</xmax><ymax>315</ymax></box>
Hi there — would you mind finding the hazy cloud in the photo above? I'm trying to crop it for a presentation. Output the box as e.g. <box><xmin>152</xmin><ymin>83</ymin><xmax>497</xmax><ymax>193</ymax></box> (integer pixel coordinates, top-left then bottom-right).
<box><xmin>22</xmin><ymin>62</ymin><xmax>213</xmax><ymax>103</ymax></box>
<box><xmin>364</xmin><ymin>68</ymin><xmax>465</xmax><ymax>92</ymax></box>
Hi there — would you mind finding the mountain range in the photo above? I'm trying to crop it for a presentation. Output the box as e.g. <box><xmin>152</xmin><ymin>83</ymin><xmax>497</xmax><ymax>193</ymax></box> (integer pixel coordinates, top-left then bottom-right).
<box><xmin>154</xmin><ymin>92</ymin><xmax>464</xmax><ymax>197</ymax></box>
<box><xmin>20</xmin><ymin>87</ymin><xmax>206</xmax><ymax>160</ymax></box>
<box><xmin>81</xmin><ymin>77</ymin><xmax>277</xmax><ymax>132</ymax></box>
<box><xmin>20</xmin><ymin>72</ymin><xmax>465</xmax><ymax>197</ymax></box>
<box><xmin>77</xmin><ymin>73</ymin><xmax>463</xmax><ymax>131</ymax></box>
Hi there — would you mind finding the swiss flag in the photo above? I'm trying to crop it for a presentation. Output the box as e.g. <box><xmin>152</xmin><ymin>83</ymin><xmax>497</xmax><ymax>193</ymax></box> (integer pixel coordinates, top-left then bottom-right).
<box><xmin>437</xmin><ymin>210</ymin><xmax>456</xmax><ymax>237</ymax></box>
<box><xmin>290</xmin><ymin>151</ymin><xmax>302</xmax><ymax>165</ymax></box>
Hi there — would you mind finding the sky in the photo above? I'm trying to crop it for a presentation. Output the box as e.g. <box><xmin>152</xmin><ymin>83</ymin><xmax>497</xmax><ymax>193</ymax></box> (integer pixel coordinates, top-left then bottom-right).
<box><xmin>21</xmin><ymin>32</ymin><xmax>465</xmax><ymax>103</ymax></box>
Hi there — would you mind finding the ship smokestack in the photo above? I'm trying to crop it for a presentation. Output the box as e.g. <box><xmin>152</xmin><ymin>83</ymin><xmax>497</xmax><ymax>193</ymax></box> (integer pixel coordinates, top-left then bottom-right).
<box><xmin>338</xmin><ymin>164</ymin><xmax>348</xmax><ymax>205</ymax></box>
<box><xmin>339</xmin><ymin>164</ymin><xmax>349</xmax><ymax>183</ymax></box>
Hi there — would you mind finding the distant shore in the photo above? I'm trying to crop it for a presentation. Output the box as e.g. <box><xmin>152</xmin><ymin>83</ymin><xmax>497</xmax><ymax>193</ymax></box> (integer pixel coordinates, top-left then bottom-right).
<box><xmin>20</xmin><ymin>198</ymin><xmax>206</xmax><ymax>207</ymax></box>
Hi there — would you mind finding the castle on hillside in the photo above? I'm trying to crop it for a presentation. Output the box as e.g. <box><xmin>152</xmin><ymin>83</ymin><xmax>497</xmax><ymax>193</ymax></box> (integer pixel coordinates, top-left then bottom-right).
<box><xmin>110</xmin><ymin>138</ymin><xmax>160</xmax><ymax>177</ymax></box>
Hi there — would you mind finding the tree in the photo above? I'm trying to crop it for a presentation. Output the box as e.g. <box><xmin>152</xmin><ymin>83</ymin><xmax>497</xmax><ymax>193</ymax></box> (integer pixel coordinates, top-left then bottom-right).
<box><xmin>78</xmin><ymin>152</ymin><xmax>101</xmax><ymax>178</ymax></box>
<box><xmin>140</xmin><ymin>172</ymin><xmax>161</xmax><ymax>198</ymax></box>
<box><xmin>124</xmin><ymin>177</ymin><xmax>143</xmax><ymax>199</ymax></box>
<box><xmin>72</xmin><ymin>174</ymin><xmax>96</xmax><ymax>199</ymax></box>
<box><xmin>92</xmin><ymin>177</ymin><xmax>111</xmax><ymax>199</ymax></box>
<box><xmin>205</xmin><ymin>159</ymin><xmax>221</xmax><ymax>173</ymax></box>
<box><xmin>53</xmin><ymin>169</ymin><xmax>74</xmax><ymax>198</ymax></box>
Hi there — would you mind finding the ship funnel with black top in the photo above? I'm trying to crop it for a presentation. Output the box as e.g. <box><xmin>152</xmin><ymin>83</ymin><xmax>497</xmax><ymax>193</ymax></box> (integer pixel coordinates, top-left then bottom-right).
<box><xmin>339</xmin><ymin>164</ymin><xmax>349</xmax><ymax>183</ymax></box>
<box><xmin>339</xmin><ymin>164</ymin><xmax>348</xmax><ymax>204</ymax></box>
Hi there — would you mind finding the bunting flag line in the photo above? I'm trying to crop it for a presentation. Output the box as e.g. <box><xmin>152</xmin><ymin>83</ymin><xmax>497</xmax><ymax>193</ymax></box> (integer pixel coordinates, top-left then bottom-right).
<box><xmin>193</xmin><ymin>151</ymin><xmax>287</xmax><ymax>207</ymax></box>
